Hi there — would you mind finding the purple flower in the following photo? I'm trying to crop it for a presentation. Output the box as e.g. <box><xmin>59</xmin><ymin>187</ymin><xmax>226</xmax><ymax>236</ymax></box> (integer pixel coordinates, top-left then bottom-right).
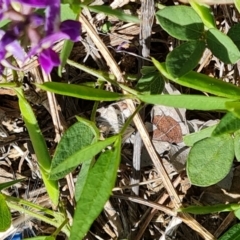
<box><xmin>14</xmin><ymin>0</ymin><xmax>53</xmax><ymax>7</ymax></box>
<box><xmin>27</xmin><ymin>20</ymin><xmax>81</xmax><ymax>73</ymax></box>
<box><xmin>0</xmin><ymin>30</ymin><xmax>24</xmax><ymax>74</ymax></box>
<box><xmin>0</xmin><ymin>0</ymin><xmax>81</xmax><ymax>75</ymax></box>
<box><xmin>39</xmin><ymin>48</ymin><xmax>60</xmax><ymax>73</ymax></box>
<box><xmin>0</xmin><ymin>0</ymin><xmax>10</xmax><ymax>20</ymax></box>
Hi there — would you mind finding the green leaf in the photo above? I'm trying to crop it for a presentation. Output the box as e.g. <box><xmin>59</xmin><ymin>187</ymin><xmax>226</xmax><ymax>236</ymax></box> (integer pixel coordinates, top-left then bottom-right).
<box><xmin>50</xmin><ymin>119</ymin><xmax>99</xmax><ymax>180</ymax></box>
<box><xmin>226</xmin><ymin>102</ymin><xmax>240</xmax><ymax>118</ymax></box>
<box><xmin>36</xmin><ymin>82</ymin><xmax>126</xmax><ymax>101</ymax></box>
<box><xmin>187</xmin><ymin>134</ymin><xmax>234</xmax><ymax>186</ymax></box>
<box><xmin>206</xmin><ymin>28</ymin><xmax>240</xmax><ymax>64</ymax></box>
<box><xmin>219</xmin><ymin>223</ymin><xmax>240</xmax><ymax>240</ymax></box>
<box><xmin>234</xmin><ymin>208</ymin><xmax>240</xmax><ymax>220</ymax></box>
<box><xmin>212</xmin><ymin>112</ymin><xmax>240</xmax><ymax>136</ymax></box>
<box><xmin>74</xmin><ymin>160</ymin><xmax>92</xmax><ymax>202</ymax></box>
<box><xmin>0</xmin><ymin>82</ymin><xmax>17</xmax><ymax>88</ymax></box>
<box><xmin>0</xmin><ymin>19</ymin><xmax>10</xmax><ymax>29</ymax></box>
<box><xmin>138</xmin><ymin>94</ymin><xmax>234</xmax><ymax>111</ymax></box>
<box><xmin>180</xmin><ymin>203</ymin><xmax>240</xmax><ymax>214</ymax></box>
<box><xmin>58</xmin><ymin>40</ymin><xmax>74</xmax><ymax>77</ymax></box>
<box><xmin>50</xmin><ymin>135</ymin><xmax>119</xmax><ymax>180</ymax></box>
<box><xmin>152</xmin><ymin>59</ymin><xmax>240</xmax><ymax>100</ymax></box>
<box><xmin>235</xmin><ymin>0</ymin><xmax>240</xmax><ymax>13</ymax></box>
<box><xmin>101</xmin><ymin>22</ymin><xmax>112</xmax><ymax>33</ymax></box>
<box><xmin>166</xmin><ymin>40</ymin><xmax>205</xmax><ymax>78</ymax></box>
<box><xmin>87</xmin><ymin>5</ymin><xmax>140</xmax><ymax>23</ymax></box>
<box><xmin>228</xmin><ymin>23</ymin><xmax>240</xmax><ymax>50</ymax></box>
<box><xmin>234</xmin><ymin>130</ymin><xmax>240</xmax><ymax>162</ymax></box>
<box><xmin>69</xmin><ymin>136</ymin><xmax>121</xmax><ymax>240</ymax></box>
<box><xmin>183</xmin><ymin>125</ymin><xmax>216</xmax><ymax>147</ymax></box>
<box><xmin>0</xmin><ymin>194</ymin><xmax>11</xmax><ymax>232</ymax></box>
<box><xmin>73</xmin><ymin>118</ymin><xmax>100</xmax><ymax>202</ymax></box>
<box><xmin>156</xmin><ymin>6</ymin><xmax>204</xmax><ymax>40</ymax></box>
<box><xmin>15</xmin><ymin>88</ymin><xmax>59</xmax><ymax>207</ymax></box>
<box><xmin>60</xmin><ymin>3</ymin><xmax>78</xmax><ymax>21</ymax></box>
<box><xmin>189</xmin><ymin>0</ymin><xmax>216</xmax><ymax>29</ymax></box>
<box><xmin>0</xmin><ymin>178</ymin><xmax>25</xmax><ymax>191</ymax></box>
<box><xmin>58</xmin><ymin>4</ymin><xmax>78</xmax><ymax>76</ymax></box>
<box><xmin>68</xmin><ymin>117</ymin><xmax>98</xmax><ymax>201</ymax></box>
<box><xmin>136</xmin><ymin>66</ymin><xmax>165</xmax><ymax>94</ymax></box>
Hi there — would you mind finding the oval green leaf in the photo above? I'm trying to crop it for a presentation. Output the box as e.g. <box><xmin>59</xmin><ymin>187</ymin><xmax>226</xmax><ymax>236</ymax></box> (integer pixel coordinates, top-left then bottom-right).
<box><xmin>212</xmin><ymin>112</ymin><xmax>240</xmax><ymax>136</ymax></box>
<box><xmin>206</xmin><ymin>28</ymin><xmax>240</xmax><ymax>64</ymax></box>
<box><xmin>0</xmin><ymin>194</ymin><xmax>11</xmax><ymax>232</ymax></box>
<box><xmin>219</xmin><ymin>223</ymin><xmax>240</xmax><ymax>240</ymax></box>
<box><xmin>156</xmin><ymin>6</ymin><xmax>204</xmax><ymax>40</ymax></box>
<box><xmin>166</xmin><ymin>40</ymin><xmax>205</xmax><ymax>78</ymax></box>
<box><xmin>136</xmin><ymin>66</ymin><xmax>165</xmax><ymax>94</ymax></box>
<box><xmin>234</xmin><ymin>130</ymin><xmax>240</xmax><ymax>162</ymax></box>
<box><xmin>187</xmin><ymin>134</ymin><xmax>234</xmax><ymax>186</ymax></box>
<box><xmin>69</xmin><ymin>136</ymin><xmax>121</xmax><ymax>240</ymax></box>
<box><xmin>138</xmin><ymin>94</ymin><xmax>233</xmax><ymax>111</ymax></box>
<box><xmin>50</xmin><ymin>135</ymin><xmax>118</xmax><ymax>180</ymax></box>
<box><xmin>189</xmin><ymin>0</ymin><xmax>216</xmax><ymax>29</ymax></box>
<box><xmin>36</xmin><ymin>82</ymin><xmax>125</xmax><ymax>101</ymax></box>
<box><xmin>183</xmin><ymin>125</ymin><xmax>217</xmax><ymax>147</ymax></box>
<box><xmin>50</xmin><ymin>119</ymin><xmax>99</xmax><ymax>180</ymax></box>
<box><xmin>228</xmin><ymin>23</ymin><xmax>240</xmax><ymax>50</ymax></box>
<box><xmin>152</xmin><ymin>59</ymin><xmax>240</xmax><ymax>100</ymax></box>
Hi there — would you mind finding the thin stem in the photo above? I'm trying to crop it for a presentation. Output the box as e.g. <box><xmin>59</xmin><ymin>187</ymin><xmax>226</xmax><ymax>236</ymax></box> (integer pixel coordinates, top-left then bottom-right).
<box><xmin>5</xmin><ymin>195</ymin><xmax>55</xmax><ymax>217</ymax></box>
<box><xmin>120</xmin><ymin>103</ymin><xmax>144</xmax><ymax>135</ymax></box>
<box><xmin>6</xmin><ymin>199</ymin><xmax>70</xmax><ymax>237</ymax></box>
<box><xmin>66</xmin><ymin>59</ymin><xmax>137</xmax><ymax>84</ymax></box>
<box><xmin>52</xmin><ymin>218</ymin><xmax>69</xmax><ymax>237</ymax></box>
<box><xmin>90</xmin><ymin>80</ymin><xmax>105</xmax><ymax>122</ymax></box>
<box><xmin>67</xmin><ymin>59</ymin><xmax>115</xmax><ymax>82</ymax></box>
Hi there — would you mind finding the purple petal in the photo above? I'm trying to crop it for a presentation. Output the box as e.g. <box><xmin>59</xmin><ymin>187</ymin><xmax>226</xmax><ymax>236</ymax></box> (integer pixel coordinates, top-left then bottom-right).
<box><xmin>27</xmin><ymin>31</ymin><xmax>69</xmax><ymax>58</ymax></box>
<box><xmin>39</xmin><ymin>48</ymin><xmax>60</xmax><ymax>73</ymax></box>
<box><xmin>0</xmin><ymin>64</ymin><xmax>4</xmax><ymax>75</ymax></box>
<box><xmin>40</xmin><ymin>32</ymin><xmax>70</xmax><ymax>48</ymax></box>
<box><xmin>6</xmin><ymin>40</ymin><xmax>25</xmax><ymax>61</ymax></box>
<box><xmin>0</xmin><ymin>31</ymin><xmax>16</xmax><ymax>47</ymax></box>
<box><xmin>29</xmin><ymin>13</ymin><xmax>45</xmax><ymax>27</ymax></box>
<box><xmin>1</xmin><ymin>59</ymin><xmax>20</xmax><ymax>70</ymax></box>
<box><xmin>14</xmin><ymin>0</ymin><xmax>52</xmax><ymax>7</ymax></box>
<box><xmin>60</xmin><ymin>20</ymin><xmax>81</xmax><ymax>42</ymax></box>
<box><xmin>45</xmin><ymin>4</ymin><xmax>60</xmax><ymax>35</ymax></box>
<box><xmin>0</xmin><ymin>0</ymin><xmax>10</xmax><ymax>20</ymax></box>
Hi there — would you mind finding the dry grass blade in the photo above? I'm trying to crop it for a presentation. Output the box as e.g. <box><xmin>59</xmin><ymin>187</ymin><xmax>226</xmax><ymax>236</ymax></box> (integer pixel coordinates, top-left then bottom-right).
<box><xmin>79</xmin><ymin>12</ymin><xmax>215</xmax><ymax>240</ymax></box>
<box><xmin>112</xmin><ymin>194</ymin><xmax>177</xmax><ymax>216</ymax></box>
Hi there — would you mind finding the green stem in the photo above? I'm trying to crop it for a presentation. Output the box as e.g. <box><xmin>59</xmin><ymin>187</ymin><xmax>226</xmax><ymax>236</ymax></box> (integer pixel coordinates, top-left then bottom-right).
<box><xmin>5</xmin><ymin>195</ymin><xmax>70</xmax><ymax>237</ymax></box>
<box><xmin>66</xmin><ymin>59</ymin><xmax>137</xmax><ymax>83</ymax></box>
<box><xmin>67</xmin><ymin>59</ymin><xmax>115</xmax><ymax>82</ymax></box>
<box><xmin>120</xmin><ymin>103</ymin><xmax>144</xmax><ymax>135</ymax></box>
<box><xmin>5</xmin><ymin>195</ymin><xmax>55</xmax><ymax>217</ymax></box>
<box><xmin>90</xmin><ymin>80</ymin><xmax>105</xmax><ymax>122</ymax></box>
<box><xmin>52</xmin><ymin>218</ymin><xmax>69</xmax><ymax>237</ymax></box>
